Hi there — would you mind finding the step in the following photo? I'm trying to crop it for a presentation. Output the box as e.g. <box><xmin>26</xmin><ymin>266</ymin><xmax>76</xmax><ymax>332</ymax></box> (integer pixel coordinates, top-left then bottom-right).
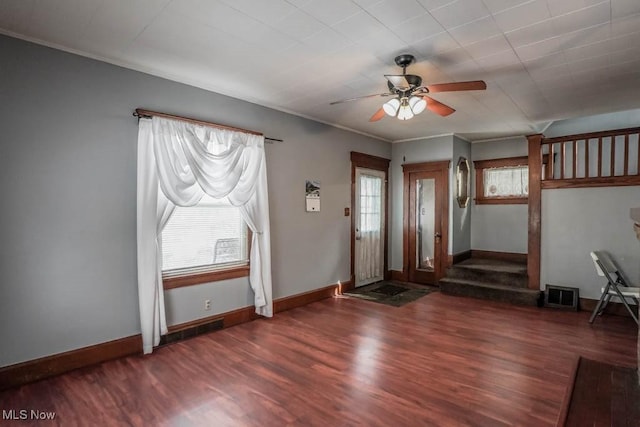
<box><xmin>447</xmin><ymin>259</ymin><xmax>528</xmax><ymax>288</ymax></box>
<box><xmin>439</xmin><ymin>278</ymin><xmax>542</xmax><ymax>307</ymax></box>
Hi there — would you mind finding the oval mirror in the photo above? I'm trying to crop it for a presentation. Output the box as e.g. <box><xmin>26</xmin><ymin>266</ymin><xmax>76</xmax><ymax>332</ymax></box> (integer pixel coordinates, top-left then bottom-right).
<box><xmin>456</xmin><ymin>157</ymin><xmax>470</xmax><ymax>208</ymax></box>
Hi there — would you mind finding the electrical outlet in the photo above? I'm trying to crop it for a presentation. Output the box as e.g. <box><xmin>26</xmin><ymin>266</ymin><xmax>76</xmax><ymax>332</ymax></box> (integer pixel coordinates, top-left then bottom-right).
<box><xmin>204</xmin><ymin>299</ymin><xmax>211</xmax><ymax>311</ymax></box>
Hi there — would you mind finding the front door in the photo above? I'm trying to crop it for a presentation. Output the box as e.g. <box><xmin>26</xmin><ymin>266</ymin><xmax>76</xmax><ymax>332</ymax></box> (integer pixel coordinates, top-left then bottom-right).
<box><xmin>354</xmin><ymin>168</ymin><xmax>385</xmax><ymax>287</ymax></box>
<box><xmin>404</xmin><ymin>162</ymin><xmax>449</xmax><ymax>284</ymax></box>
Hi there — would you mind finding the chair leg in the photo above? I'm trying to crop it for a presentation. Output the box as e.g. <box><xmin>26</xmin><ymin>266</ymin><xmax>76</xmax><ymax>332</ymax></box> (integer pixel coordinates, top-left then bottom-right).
<box><xmin>611</xmin><ymin>288</ymin><xmax>639</xmax><ymax>326</ymax></box>
<box><xmin>589</xmin><ymin>286</ymin><xmax>611</xmax><ymax>324</ymax></box>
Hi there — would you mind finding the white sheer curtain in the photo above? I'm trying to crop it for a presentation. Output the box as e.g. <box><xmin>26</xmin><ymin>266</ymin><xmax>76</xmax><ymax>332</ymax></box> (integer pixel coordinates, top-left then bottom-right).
<box><xmin>137</xmin><ymin>117</ymin><xmax>272</xmax><ymax>354</ymax></box>
<box><xmin>483</xmin><ymin>166</ymin><xmax>529</xmax><ymax>197</ymax></box>
<box><xmin>357</xmin><ymin>174</ymin><xmax>382</xmax><ymax>282</ymax></box>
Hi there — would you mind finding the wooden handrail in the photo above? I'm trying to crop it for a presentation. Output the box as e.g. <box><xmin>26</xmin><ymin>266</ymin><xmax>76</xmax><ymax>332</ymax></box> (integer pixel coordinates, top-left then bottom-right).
<box><xmin>540</xmin><ymin>126</ymin><xmax>640</xmax><ymax>186</ymax></box>
<box><xmin>541</xmin><ymin>126</ymin><xmax>640</xmax><ymax>144</ymax></box>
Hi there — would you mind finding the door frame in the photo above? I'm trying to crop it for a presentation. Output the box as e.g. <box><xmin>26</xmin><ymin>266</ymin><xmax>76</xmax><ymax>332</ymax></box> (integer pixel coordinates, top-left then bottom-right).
<box><xmin>402</xmin><ymin>160</ymin><xmax>450</xmax><ymax>283</ymax></box>
<box><xmin>350</xmin><ymin>152</ymin><xmax>390</xmax><ymax>288</ymax></box>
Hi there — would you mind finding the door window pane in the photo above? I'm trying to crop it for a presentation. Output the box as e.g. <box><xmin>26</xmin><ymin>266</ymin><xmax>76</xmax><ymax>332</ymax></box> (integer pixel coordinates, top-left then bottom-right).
<box><xmin>416</xmin><ymin>178</ymin><xmax>435</xmax><ymax>271</ymax></box>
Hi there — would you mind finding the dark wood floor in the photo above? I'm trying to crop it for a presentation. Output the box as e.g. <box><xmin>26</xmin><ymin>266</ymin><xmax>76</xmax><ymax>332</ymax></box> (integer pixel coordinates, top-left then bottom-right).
<box><xmin>1</xmin><ymin>292</ymin><xmax>637</xmax><ymax>426</ymax></box>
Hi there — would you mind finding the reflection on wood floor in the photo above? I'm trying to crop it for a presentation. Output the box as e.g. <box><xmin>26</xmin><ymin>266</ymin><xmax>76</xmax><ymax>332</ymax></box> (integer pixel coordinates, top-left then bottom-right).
<box><xmin>1</xmin><ymin>292</ymin><xmax>636</xmax><ymax>426</ymax></box>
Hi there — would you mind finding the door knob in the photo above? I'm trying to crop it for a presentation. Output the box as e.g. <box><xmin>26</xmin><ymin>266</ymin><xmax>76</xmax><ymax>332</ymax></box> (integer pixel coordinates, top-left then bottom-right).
<box><xmin>356</xmin><ymin>228</ymin><xmax>361</xmax><ymax>240</ymax></box>
<box><xmin>434</xmin><ymin>232</ymin><xmax>441</xmax><ymax>241</ymax></box>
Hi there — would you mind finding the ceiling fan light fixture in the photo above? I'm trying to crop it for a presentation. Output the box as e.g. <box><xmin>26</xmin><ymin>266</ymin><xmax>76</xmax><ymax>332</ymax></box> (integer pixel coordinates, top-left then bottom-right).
<box><xmin>397</xmin><ymin>97</ymin><xmax>414</xmax><ymax>120</ymax></box>
<box><xmin>409</xmin><ymin>96</ymin><xmax>427</xmax><ymax>115</ymax></box>
<box><xmin>383</xmin><ymin>98</ymin><xmax>400</xmax><ymax>116</ymax></box>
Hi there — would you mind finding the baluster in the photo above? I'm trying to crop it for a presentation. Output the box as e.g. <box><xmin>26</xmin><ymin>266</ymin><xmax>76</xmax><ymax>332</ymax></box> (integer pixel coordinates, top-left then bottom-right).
<box><xmin>573</xmin><ymin>140</ymin><xmax>578</xmax><ymax>179</ymax></box>
<box><xmin>597</xmin><ymin>137</ymin><xmax>602</xmax><ymax>177</ymax></box>
<box><xmin>610</xmin><ymin>136</ymin><xmax>615</xmax><ymax>176</ymax></box>
<box><xmin>549</xmin><ymin>143</ymin><xmax>554</xmax><ymax>179</ymax></box>
<box><xmin>561</xmin><ymin>142</ymin><xmax>565</xmax><ymax>179</ymax></box>
<box><xmin>585</xmin><ymin>139</ymin><xmax>590</xmax><ymax>178</ymax></box>
<box><xmin>624</xmin><ymin>134</ymin><xmax>629</xmax><ymax>176</ymax></box>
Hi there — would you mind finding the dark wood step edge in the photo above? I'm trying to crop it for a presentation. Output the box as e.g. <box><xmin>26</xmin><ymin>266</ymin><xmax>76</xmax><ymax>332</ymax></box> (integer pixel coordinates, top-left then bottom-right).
<box><xmin>557</xmin><ymin>356</ymin><xmax>582</xmax><ymax>427</ymax></box>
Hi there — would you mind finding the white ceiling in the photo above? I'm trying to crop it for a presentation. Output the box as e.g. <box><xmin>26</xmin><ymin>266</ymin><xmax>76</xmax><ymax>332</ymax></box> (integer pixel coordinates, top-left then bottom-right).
<box><xmin>2</xmin><ymin>0</ymin><xmax>640</xmax><ymax>142</ymax></box>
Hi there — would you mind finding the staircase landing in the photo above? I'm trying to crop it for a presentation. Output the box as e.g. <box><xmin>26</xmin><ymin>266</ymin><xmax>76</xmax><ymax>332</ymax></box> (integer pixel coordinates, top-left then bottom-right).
<box><xmin>439</xmin><ymin>257</ymin><xmax>542</xmax><ymax>306</ymax></box>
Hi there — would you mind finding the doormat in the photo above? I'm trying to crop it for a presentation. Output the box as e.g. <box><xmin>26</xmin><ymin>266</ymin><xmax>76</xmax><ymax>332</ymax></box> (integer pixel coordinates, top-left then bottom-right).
<box><xmin>370</xmin><ymin>284</ymin><xmax>407</xmax><ymax>296</ymax></box>
<box><xmin>344</xmin><ymin>281</ymin><xmax>435</xmax><ymax>307</ymax></box>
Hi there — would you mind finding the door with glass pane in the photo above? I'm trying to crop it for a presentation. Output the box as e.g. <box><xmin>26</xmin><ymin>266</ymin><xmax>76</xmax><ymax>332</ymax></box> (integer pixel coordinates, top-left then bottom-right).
<box><xmin>405</xmin><ymin>164</ymin><xmax>448</xmax><ymax>285</ymax></box>
<box><xmin>355</xmin><ymin>168</ymin><xmax>385</xmax><ymax>287</ymax></box>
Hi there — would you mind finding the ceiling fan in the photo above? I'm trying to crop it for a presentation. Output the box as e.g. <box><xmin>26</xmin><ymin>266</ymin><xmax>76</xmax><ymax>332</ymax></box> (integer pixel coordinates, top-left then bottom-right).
<box><xmin>330</xmin><ymin>54</ymin><xmax>486</xmax><ymax>122</ymax></box>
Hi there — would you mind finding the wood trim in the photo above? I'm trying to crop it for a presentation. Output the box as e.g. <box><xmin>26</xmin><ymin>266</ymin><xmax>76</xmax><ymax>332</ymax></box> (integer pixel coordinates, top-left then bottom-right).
<box><xmin>0</xmin><ymin>335</ymin><xmax>142</xmax><ymax>391</ymax></box>
<box><xmin>350</xmin><ymin>152</ymin><xmax>390</xmax><ymax>288</ymax></box>
<box><xmin>135</xmin><ymin>109</ymin><xmax>262</xmax><ymax>136</ymax></box>
<box><xmin>1</xmin><ymin>279</ymin><xmax>353</xmax><ymax>391</ymax></box>
<box><xmin>452</xmin><ymin>250</ymin><xmax>472</xmax><ymax>264</ymax></box>
<box><xmin>541</xmin><ymin>126</ymin><xmax>640</xmax><ymax>144</ymax></box>
<box><xmin>402</xmin><ymin>160</ymin><xmax>450</xmax><ymax>173</ymax></box>
<box><xmin>557</xmin><ymin>356</ymin><xmax>582</xmax><ymax>427</ymax></box>
<box><xmin>579</xmin><ymin>297</ymin><xmax>637</xmax><ymax>318</ymax></box>
<box><xmin>527</xmin><ymin>134</ymin><xmax>543</xmax><ymax>291</ymax></box>
<box><xmin>403</xmin><ymin>161</ymin><xmax>450</xmax><ymax>284</ymax></box>
<box><xmin>474</xmin><ymin>197</ymin><xmax>528</xmax><ymax>205</ymax></box>
<box><xmin>167</xmin><ymin>306</ymin><xmax>257</xmax><ymax>334</ymax></box>
<box><xmin>350</xmin><ymin>152</ymin><xmax>390</xmax><ymax>171</ymax></box>
<box><xmin>274</xmin><ymin>282</ymin><xmax>350</xmax><ymax>313</ymax></box>
<box><xmin>471</xmin><ymin>250</ymin><xmax>527</xmax><ymax>263</ymax></box>
<box><xmin>390</xmin><ymin>270</ymin><xmax>407</xmax><ymax>281</ymax></box>
<box><xmin>474</xmin><ymin>156</ymin><xmax>531</xmax><ymax>205</ymax></box>
<box><xmin>163</xmin><ymin>265</ymin><xmax>250</xmax><ymax>290</ymax></box>
<box><xmin>541</xmin><ymin>175</ymin><xmax>640</xmax><ymax>189</ymax></box>
<box><xmin>472</xmin><ymin>156</ymin><xmax>529</xmax><ymax>169</ymax></box>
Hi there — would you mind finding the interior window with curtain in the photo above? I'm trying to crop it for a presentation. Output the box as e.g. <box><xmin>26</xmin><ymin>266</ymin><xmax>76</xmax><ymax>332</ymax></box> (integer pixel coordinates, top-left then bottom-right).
<box><xmin>483</xmin><ymin>166</ymin><xmax>529</xmax><ymax>198</ymax></box>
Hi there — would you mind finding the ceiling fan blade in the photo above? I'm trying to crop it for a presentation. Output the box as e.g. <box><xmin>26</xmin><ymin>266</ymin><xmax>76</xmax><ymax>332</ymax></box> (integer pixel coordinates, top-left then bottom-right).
<box><xmin>384</xmin><ymin>75</ymin><xmax>411</xmax><ymax>91</ymax></box>
<box><xmin>330</xmin><ymin>92</ymin><xmax>394</xmax><ymax>105</ymax></box>
<box><xmin>426</xmin><ymin>80</ymin><xmax>487</xmax><ymax>93</ymax></box>
<box><xmin>369</xmin><ymin>108</ymin><xmax>386</xmax><ymax>122</ymax></box>
<box><xmin>423</xmin><ymin>96</ymin><xmax>455</xmax><ymax>117</ymax></box>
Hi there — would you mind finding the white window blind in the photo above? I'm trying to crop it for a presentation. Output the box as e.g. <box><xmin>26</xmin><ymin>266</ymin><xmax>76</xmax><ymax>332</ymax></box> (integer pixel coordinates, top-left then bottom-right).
<box><xmin>483</xmin><ymin>166</ymin><xmax>528</xmax><ymax>198</ymax></box>
<box><xmin>161</xmin><ymin>195</ymin><xmax>248</xmax><ymax>274</ymax></box>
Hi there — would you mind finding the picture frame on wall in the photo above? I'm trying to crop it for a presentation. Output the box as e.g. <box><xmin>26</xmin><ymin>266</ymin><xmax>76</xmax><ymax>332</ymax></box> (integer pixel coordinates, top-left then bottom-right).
<box><xmin>305</xmin><ymin>180</ymin><xmax>320</xmax><ymax>212</ymax></box>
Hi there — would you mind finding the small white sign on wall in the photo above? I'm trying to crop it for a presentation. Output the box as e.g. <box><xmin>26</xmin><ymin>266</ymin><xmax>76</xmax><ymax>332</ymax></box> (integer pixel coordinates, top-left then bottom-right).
<box><xmin>305</xmin><ymin>180</ymin><xmax>320</xmax><ymax>212</ymax></box>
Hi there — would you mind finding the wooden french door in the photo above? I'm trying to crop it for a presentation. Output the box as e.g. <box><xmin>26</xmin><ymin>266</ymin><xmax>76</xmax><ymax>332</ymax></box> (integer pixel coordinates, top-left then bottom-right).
<box><xmin>403</xmin><ymin>161</ymin><xmax>449</xmax><ymax>285</ymax></box>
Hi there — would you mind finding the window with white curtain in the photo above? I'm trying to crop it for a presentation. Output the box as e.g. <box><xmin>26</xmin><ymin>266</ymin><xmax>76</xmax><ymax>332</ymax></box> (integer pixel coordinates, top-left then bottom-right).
<box><xmin>483</xmin><ymin>166</ymin><xmax>529</xmax><ymax>198</ymax></box>
<box><xmin>473</xmin><ymin>156</ymin><xmax>529</xmax><ymax>205</ymax></box>
<box><xmin>161</xmin><ymin>195</ymin><xmax>249</xmax><ymax>277</ymax></box>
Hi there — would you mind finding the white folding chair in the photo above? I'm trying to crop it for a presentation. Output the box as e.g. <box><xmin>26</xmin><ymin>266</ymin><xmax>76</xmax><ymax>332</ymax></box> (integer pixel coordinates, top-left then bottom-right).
<box><xmin>589</xmin><ymin>251</ymin><xmax>639</xmax><ymax>325</ymax></box>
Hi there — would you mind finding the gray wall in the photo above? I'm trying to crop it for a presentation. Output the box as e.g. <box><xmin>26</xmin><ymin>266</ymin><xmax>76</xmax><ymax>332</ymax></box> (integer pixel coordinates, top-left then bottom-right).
<box><xmin>0</xmin><ymin>35</ymin><xmax>390</xmax><ymax>367</ymax></box>
<box><xmin>541</xmin><ymin>113</ymin><xmax>640</xmax><ymax>297</ymax></box>
<box><xmin>452</xmin><ymin>136</ymin><xmax>471</xmax><ymax>255</ymax></box>
<box><xmin>541</xmin><ymin>187</ymin><xmax>640</xmax><ymax>298</ymax></box>
<box><xmin>470</xmin><ymin>137</ymin><xmax>528</xmax><ymax>253</ymax></box>
<box><xmin>389</xmin><ymin>135</ymin><xmax>453</xmax><ymax>271</ymax></box>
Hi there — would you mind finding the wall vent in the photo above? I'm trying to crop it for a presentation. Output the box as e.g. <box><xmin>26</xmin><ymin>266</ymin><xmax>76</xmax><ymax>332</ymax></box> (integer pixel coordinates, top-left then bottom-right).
<box><xmin>159</xmin><ymin>317</ymin><xmax>224</xmax><ymax>346</ymax></box>
<box><xmin>544</xmin><ymin>284</ymin><xmax>579</xmax><ymax>311</ymax></box>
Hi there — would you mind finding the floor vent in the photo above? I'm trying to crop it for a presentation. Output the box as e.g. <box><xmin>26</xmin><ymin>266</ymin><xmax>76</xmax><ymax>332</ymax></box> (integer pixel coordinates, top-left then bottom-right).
<box><xmin>159</xmin><ymin>318</ymin><xmax>224</xmax><ymax>346</ymax></box>
<box><xmin>545</xmin><ymin>284</ymin><xmax>579</xmax><ymax>311</ymax></box>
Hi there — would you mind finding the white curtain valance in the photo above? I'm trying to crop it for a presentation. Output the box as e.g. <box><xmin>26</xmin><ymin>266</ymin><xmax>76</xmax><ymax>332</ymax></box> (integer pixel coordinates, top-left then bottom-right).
<box><xmin>137</xmin><ymin>117</ymin><xmax>272</xmax><ymax>354</ymax></box>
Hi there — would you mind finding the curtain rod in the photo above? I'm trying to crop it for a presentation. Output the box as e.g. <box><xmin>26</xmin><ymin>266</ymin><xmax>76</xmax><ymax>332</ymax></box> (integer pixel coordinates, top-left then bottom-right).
<box><xmin>133</xmin><ymin>109</ymin><xmax>283</xmax><ymax>143</ymax></box>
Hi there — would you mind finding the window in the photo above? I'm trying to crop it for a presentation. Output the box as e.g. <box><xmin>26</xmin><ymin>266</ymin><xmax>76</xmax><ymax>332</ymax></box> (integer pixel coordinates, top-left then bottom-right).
<box><xmin>161</xmin><ymin>195</ymin><xmax>250</xmax><ymax>289</ymax></box>
<box><xmin>473</xmin><ymin>156</ymin><xmax>529</xmax><ymax>205</ymax></box>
